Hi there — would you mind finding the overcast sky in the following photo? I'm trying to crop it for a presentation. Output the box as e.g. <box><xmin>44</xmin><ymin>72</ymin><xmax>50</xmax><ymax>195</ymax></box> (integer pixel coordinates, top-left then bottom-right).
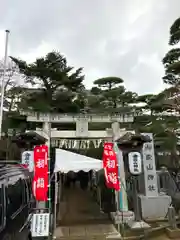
<box><xmin>0</xmin><ymin>0</ymin><xmax>179</xmax><ymax>94</ymax></box>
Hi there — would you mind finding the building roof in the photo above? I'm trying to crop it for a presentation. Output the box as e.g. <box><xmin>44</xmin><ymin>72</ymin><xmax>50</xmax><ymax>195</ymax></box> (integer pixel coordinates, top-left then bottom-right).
<box><xmin>12</xmin><ymin>131</ymin><xmax>47</xmax><ymax>148</ymax></box>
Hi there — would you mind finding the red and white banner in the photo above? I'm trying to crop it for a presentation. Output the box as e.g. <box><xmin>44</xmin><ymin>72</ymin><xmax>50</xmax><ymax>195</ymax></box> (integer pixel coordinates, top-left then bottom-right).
<box><xmin>33</xmin><ymin>145</ymin><xmax>48</xmax><ymax>201</ymax></box>
<box><xmin>103</xmin><ymin>142</ymin><xmax>120</xmax><ymax>191</ymax></box>
<box><xmin>32</xmin><ymin>175</ymin><xmax>48</xmax><ymax>201</ymax></box>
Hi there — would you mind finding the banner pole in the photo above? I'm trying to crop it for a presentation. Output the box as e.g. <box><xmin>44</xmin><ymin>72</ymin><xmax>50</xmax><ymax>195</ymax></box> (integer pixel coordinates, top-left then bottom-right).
<box><xmin>53</xmin><ymin>171</ymin><xmax>58</xmax><ymax>231</ymax></box>
<box><xmin>47</xmin><ymin>120</ymin><xmax>51</xmax><ymax>238</ymax></box>
<box><xmin>0</xmin><ymin>30</ymin><xmax>10</xmax><ymax>139</ymax></box>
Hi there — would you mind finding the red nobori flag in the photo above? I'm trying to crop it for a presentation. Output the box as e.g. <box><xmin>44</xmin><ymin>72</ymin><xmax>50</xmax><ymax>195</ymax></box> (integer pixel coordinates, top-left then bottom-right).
<box><xmin>34</xmin><ymin>145</ymin><xmax>48</xmax><ymax>176</ymax></box>
<box><xmin>103</xmin><ymin>142</ymin><xmax>120</xmax><ymax>191</ymax></box>
<box><xmin>33</xmin><ymin>145</ymin><xmax>49</xmax><ymax>201</ymax></box>
<box><xmin>32</xmin><ymin>175</ymin><xmax>48</xmax><ymax>201</ymax></box>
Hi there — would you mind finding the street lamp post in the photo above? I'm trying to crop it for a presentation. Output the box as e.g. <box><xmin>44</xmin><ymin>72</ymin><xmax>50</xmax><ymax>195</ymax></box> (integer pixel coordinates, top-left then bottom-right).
<box><xmin>0</xmin><ymin>30</ymin><xmax>10</xmax><ymax>139</ymax></box>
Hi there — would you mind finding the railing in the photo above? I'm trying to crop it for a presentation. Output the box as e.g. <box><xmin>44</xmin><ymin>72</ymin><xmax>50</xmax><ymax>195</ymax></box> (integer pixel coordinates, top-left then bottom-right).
<box><xmin>156</xmin><ymin>170</ymin><xmax>180</xmax><ymax>196</ymax></box>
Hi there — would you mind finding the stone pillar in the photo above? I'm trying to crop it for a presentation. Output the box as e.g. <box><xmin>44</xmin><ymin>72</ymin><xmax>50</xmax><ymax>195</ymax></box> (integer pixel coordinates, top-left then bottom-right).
<box><xmin>138</xmin><ymin>133</ymin><xmax>171</xmax><ymax>219</ymax></box>
<box><xmin>111</xmin><ymin>122</ymin><xmax>134</xmax><ymax>225</ymax></box>
<box><xmin>43</xmin><ymin>122</ymin><xmax>51</xmax><ymax>147</ymax></box>
<box><xmin>141</xmin><ymin>133</ymin><xmax>158</xmax><ymax>196</ymax></box>
<box><xmin>105</xmin><ymin>128</ymin><xmax>113</xmax><ymax>142</ymax></box>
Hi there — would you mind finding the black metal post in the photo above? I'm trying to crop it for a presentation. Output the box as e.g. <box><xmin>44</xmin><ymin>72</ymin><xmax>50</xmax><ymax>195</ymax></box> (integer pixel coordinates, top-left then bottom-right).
<box><xmin>132</xmin><ymin>176</ymin><xmax>141</xmax><ymax>221</ymax></box>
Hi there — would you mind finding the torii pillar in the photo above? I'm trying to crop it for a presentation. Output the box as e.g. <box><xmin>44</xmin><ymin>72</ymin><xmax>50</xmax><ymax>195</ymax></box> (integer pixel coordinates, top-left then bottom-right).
<box><xmin>111</xmin><ymin>122</ymin><xmax>134</xmax><ymax>224</ymax></box>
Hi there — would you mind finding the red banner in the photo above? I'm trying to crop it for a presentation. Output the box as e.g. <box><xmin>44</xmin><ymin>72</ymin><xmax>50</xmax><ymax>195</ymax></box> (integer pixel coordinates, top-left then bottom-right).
<box><xmin>33</xmin><ymin>145</ymin><xmax>48</xmax><ymax>201</ymax></box>
<box><xmin>103</xmin><ymin>142</ymin><xmax>120</xmax><ymax>191</ymax></box>
<box><xmin>32</xmin><ymin>175</ymin><xmax>48</xmax><ymax>201</ymax></box>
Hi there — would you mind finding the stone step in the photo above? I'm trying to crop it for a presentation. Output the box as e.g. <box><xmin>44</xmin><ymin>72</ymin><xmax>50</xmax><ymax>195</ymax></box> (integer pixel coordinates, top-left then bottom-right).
<box><xmin>55</xmin><ymin>235</ymin><xmax>121</xmax><ymax>240</ymax></box>
<box><xmin>56</xmin><ymin>237</ymin><xmax>111</xmax><ymax>240</ymax></box>
<box><xmin>54</xmin><ymin>224</ymin><xmax>121</xmax><ymax>240</ymax></box>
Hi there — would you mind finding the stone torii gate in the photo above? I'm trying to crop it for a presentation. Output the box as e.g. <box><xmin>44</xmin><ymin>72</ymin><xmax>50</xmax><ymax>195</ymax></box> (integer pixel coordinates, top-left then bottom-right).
<box><xmin>24</xmin><ymin>112</ymin><xmax>135</xmax><ymax>231</ymax></box>
<box><xmin>25</xmin><ymin>112</ymin><xmax>134</xmax><ymax>147</ymax></box>
<box><xmin>25</xmin><ymin>112</ymin><xmax>171</xmax><ymax>221</ymax></box>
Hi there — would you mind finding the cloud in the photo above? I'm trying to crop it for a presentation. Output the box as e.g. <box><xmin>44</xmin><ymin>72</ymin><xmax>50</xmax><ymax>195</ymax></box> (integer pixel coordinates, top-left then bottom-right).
<box><xmin>0</xmin><ymin>0</ymin><xmax>180</xmax><ymax>94</ymax></box>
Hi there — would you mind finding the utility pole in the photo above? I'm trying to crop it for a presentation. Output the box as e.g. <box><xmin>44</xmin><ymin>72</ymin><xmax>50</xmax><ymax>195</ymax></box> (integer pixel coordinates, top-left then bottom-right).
<box><xmin>0</xmin><ymin>30</ymin><xmax>10</xmax><ymax>139</ymax></box>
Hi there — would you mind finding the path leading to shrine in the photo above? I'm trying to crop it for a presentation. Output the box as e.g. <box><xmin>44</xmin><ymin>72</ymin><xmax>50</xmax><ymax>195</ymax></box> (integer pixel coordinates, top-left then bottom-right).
<box><xmin>53</xmin><ymin>184</ymin><xmax>173</xmax><ymax>239</ymax></box>
<box><xmin>54</xmin><ymin>184</ymin><xmax>120</xmax><ymax>239</ymax></box>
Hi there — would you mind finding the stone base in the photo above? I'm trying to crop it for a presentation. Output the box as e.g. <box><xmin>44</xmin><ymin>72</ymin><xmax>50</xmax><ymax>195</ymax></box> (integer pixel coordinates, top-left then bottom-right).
<box><xmin>110</xmin><ymin>211</ymin><xmax>134</xmax><ymax>224</ymax></box>
<box><xmin>106</xmin><ymin>233</ymin><xmax>122</xmax><ymax>239</ymax></box>
<box><xmin>138</xmin><ymin>194</ymin><xmax>171</xmax><ymax>219</ymax></box>
<box><xmin>166</xmin><ymin>228</ymin><xmax>180</xmax><ymax>239</ymax></box>
<box><xmin>128</xmin><ymin>220</ymin><xmax>150</xmax><ymax>229</ymax></box>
